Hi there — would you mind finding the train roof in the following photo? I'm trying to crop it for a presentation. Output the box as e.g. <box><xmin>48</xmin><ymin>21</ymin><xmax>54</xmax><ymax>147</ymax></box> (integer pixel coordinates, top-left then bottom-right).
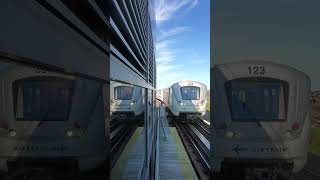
<box><xmin>169</xmin><ymin>80</ymin><xmax>207</xmax><ymax>88</ymax></box>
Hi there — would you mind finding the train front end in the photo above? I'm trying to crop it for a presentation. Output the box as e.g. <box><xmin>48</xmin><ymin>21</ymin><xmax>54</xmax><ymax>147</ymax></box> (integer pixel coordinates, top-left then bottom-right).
<box><xmin>110</xmin><ymin>83</ymin><xmax>143</xmax><ymax>117</ymax></box>
<box><xmin>0</xmin><ymin>63</ymin><xmax>107</xmax><ymax>173</ymax></box>
<box><xmin>173</xmin><ymin>81</ymin><xmax>207</xmax><ymax>120</ymax></box>
<box><xmin>212</xmin><ymin>61</ymin><xmax>311</xmax><ymax>178</ymax></box>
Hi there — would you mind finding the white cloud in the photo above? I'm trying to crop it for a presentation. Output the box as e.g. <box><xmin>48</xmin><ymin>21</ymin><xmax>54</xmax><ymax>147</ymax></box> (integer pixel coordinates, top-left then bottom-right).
<box><xmin>155</xmin><ymin>0</ymin><xmax>199</xmax><ymax>88</ymax></box>
<box><xmin>157</xmin><ymin>71</ymin><xmax>185</xmax><ymax>89</ymax></box>
<box><xmin>156</xmin><ymin>40</ymin><xmax>176</xmax><ymax>64</ymax></box>
<box><xmin>155</xmin><ymin>0</ymin><xmax>199</xmax><ymax>24</ymax></box>
<box><xmin>156</xmin><ymin>39</ymin><xmax>186</xmax><ymax>88</ymax></box>
<box><xmin>158</xmin><ymin>26</ymin><xmax>191</xmax><ymax>41</ymax></box>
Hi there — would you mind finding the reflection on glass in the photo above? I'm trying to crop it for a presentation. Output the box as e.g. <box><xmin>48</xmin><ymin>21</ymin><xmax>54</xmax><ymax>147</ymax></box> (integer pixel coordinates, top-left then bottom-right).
<box><xmin>110</xmin><ymin>81</ymin><xmax>145</xmax><ymax>179</ymax></box>
<box><xmin>114</xmin><ymin>86</ymin><xmax>133</xmax><ymax>100</ymax></box>
<box><xmin>0</xmin><ymin>60</ymin><xmax>108</xmax><ymax>179</ymax></box>
<box><xmin>13</xmin><ymin>77</ymin><xmax>74</xmax><ymax>121</ymax></box>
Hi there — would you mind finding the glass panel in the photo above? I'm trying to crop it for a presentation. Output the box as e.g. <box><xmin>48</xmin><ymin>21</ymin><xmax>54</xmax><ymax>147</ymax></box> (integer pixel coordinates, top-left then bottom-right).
<box><xmin>114</xmin><ymin>86</ymin><xmax>133</xmax><ymax>100</ymax></box>
<box><xmin>13</xmin><ymin>77</ymin><xmax>74</xmax><ymax>121</ymax></box>
<box><xmin>110</xmin><ymin>81</ymin><xmax>145</xmax><ymax>179</ymax></box>
<box><xmin>225</xmin><ymin>78</ymin><xmax>288</xmax><ymax>122</ymax></box>
<box><xmin>181</xmin><ymin>86</ymin><xmax>200</xmax><ymax>100</ymax></box>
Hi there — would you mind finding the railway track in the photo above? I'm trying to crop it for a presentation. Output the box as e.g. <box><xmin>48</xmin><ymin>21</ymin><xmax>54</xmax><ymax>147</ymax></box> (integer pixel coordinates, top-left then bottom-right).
<box><xmin>302</xmin><ymin>167</ymin><xmax>320</xmax><ymax>178</ymax></box>
<box><xmin>174</xmin><ymin>118</ymin><xmax>210</xmax><ymax>180</ymax></box>
<box><xmin>110</xmin><ymin>117</ymin><xmax>139</xmax><ymax>168</ymax></box>
<box><xmin>193</xmin><ymin>116</ymin><xmax>210</xmax><ymax>139</ymax></box>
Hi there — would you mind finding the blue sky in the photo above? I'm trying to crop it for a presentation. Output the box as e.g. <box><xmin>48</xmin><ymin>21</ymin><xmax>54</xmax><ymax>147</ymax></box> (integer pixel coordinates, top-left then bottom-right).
<box><xmin>155</xmin><ymin>0</ymin><xmax>210</xmax><ymax>89</ymax></box>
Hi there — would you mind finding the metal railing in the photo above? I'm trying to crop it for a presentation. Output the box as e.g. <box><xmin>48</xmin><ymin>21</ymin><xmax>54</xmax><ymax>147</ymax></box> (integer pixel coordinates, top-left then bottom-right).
<box><xmin>155</xmin><ymin>107</ymin><xmax>161</xmax><ymax>180</ymax></box>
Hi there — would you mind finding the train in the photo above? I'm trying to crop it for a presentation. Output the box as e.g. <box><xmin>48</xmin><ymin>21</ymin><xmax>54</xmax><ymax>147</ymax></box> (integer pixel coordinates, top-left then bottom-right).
<box><xmin>0</xmin><ymin>0</ymin><xmax>156</xmax><ymax>179</ymax></box>
<box><xmin>163</xmin><ymin>80</ymin><xmax>207</xmax><ymax>120</ymax></box>
<box><xmin>0</xmin><ymin>1</ymin><xmax>112</xmax><ymax>177</ymax></box>
<box><xmin>0</xmin><ymin>62</ymin><xmax>108</xmax><ymax>174</ymax></box>
<box><xmin>211</xmin><ymin>60</ymin><xmax>311</xmax><ymax>178</ymax></box>
<box><xmin>110</xmin><ymin>82</ymin><xmax>144</xmax><ymax>117</ymax></box>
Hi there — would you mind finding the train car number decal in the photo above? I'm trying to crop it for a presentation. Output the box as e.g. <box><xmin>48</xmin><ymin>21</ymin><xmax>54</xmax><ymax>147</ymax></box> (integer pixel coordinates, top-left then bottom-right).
<box><xmin>248</xmin><ymin>66</ymin><xmax>265</xmax><ymax>75</ymax></box>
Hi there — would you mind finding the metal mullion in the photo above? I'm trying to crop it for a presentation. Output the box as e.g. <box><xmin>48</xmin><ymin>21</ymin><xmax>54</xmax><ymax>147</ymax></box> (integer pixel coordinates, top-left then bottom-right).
<box><xmin>128</xmin><ymin>0</ymin><xmax>147</xmax><ymax>53</ymax></box>
<box><xmin>120</xmin><ymin>0</ymin><xmax>147</xmax><ymax>61</ymax></box>
<box><xmin>110</xmin><ymin>44</ymin><xmax>146</xmax><ymax>79</ymax></box>
<box><xmin>131</xmin><ymin>0</ymin><xmax>148</xmax><ymax>52</ymax></box>
<box><xmin>112</xmin><ymin>0</ymin><xmax>146</xmax><ymax>65</ymax></box>
<box><xmin>111</xmin><ymin>18</ymin><xmax>146</xmax><ymax>72</ymax></box>
<box><xmin>137</xmin><ymin>0</ymin><xmax>148</xmax><ymax>46</ymax></box>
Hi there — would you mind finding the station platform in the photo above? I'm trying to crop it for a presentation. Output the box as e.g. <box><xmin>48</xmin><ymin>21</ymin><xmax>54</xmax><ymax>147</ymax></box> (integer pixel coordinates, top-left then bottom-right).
<box><xmin>110</xmin><ymin>127</ymin><xmax>144</xmax><ymax>180</ymax></box>
<box><xmin>110</xmin><ymin>113</ymin><xmax>198</xmax><ymax>180</ymax></box>
<box><xmin>159</xmin><ymin>116</ymin><xmax>198</xmax><ymax>180</ymax></box>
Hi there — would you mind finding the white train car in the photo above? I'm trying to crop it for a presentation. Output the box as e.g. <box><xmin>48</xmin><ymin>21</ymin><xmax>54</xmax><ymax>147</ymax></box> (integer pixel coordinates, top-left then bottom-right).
<box><xmin>0</xmin><ymin>0</ymin><xmax>157</xmax><ymax>179</ymax></box>
<box><xmin>163</xmin><ymin>80</ymin><xmax>207</xmax><ymax>120</ymax></box>
<box><xmin>110</xmin><ymin>82</ymin><xmax>144</xmax><ymax>117</ymax></box>
<box><xmin>211</xmin><ymin>60</ymin><xmax>311</xmax><ymax>178</ymax></box>
<box><xmin>0</xmin><ymin>62</ymin><xmax>107</xmax><ymax>174</ymax></box>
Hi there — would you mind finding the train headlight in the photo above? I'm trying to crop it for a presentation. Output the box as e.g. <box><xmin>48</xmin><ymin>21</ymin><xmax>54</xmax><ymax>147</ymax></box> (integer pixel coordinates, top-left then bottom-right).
<box><xmin>66</xmin><ymin>129</ymin><xmax>74</xmax><ymax>137</ymax></box>
<box><xmin>130</xmin><ymin>102</ymin><xmax>134</xmax><ymax>106</ymax></box>
<box><xmin>233</xmin><ymin>132</ymin><xmax>241</xmax><ymax>139</ymax></box>
<box><xmin>180</xmin><ymin>102</ymin><xmax>184</xmax><ymax>106</ymax></box>
<box><xmin>9</xmin><ymin>129</ymin><xmax>17</xmax><ymax>137</ymax></box>
<box><xmin>224</xmin><ymin>131</ymin><xmax>234</xmax><ymax>139</ymax></box>
<box><xmin>291</xmin><ymin>122</ymin><xmax>300</xmax><ymax>131</ymax></box>
<box><xmin>68</xmin><ymin>122</ymin><xmax>83</xmax><ymax>137</ymax></box>
<box><xmin>284</xmin><ymin>131</ymin><xmax>292</xmax><ymax>138</ymax></box>
<box><xmin>290</xmin><ymin>122</ymin><xmax>302</xmax><ymax>137</ymax></box>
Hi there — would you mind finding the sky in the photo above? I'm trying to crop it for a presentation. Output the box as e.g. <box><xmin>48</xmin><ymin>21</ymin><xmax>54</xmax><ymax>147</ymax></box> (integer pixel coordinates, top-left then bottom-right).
<box><xmin>213</xmin><ymin>0</ymin><xmax>320</xmax><ymax>90</ymax></box>
<box><xmin>155</xmin><ymin>0</ymin><xmax>210</xmax><ymax>89</ymax></box>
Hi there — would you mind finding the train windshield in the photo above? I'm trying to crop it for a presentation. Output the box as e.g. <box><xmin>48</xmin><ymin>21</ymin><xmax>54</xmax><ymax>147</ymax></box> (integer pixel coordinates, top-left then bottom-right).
<box><xmin>181</xmin><ymin>86</ymin><xmax>200</xmax><ymax>100</ymax></box>
<box><xmin>114</xmin><ymin>86</ymin><xmax>133</xmax><ymax>100</ymax></box>
<box><xmin>13</xmin><ymin>77</ymin><xmax>74</xmax><ymax>121</ymax></box>
<box><xmin>225</xmin><ymin>78</ymin><xmax>289</xmax><ymax>122</ymax></box>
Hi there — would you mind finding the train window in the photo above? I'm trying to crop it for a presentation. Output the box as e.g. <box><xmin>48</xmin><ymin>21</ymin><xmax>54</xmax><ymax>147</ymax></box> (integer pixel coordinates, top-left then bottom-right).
<box><xmin>225</xmin><ymin>78</ymin><xmax>289</xmax><ymax>122</ymax></box>
<box><xmin>181</xmin><ymin>86</ymin><xmax>200</xmax><ymax>100</ymax></box>
<box><xmin>12</xmin><ymin>77</ymin><xmax>74</xmax><ymax>121</ymax></box>
<box><xmin>114</xmin><ymin>86</ymin><xmax>133</xmax><ymax>100</ymax></box>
